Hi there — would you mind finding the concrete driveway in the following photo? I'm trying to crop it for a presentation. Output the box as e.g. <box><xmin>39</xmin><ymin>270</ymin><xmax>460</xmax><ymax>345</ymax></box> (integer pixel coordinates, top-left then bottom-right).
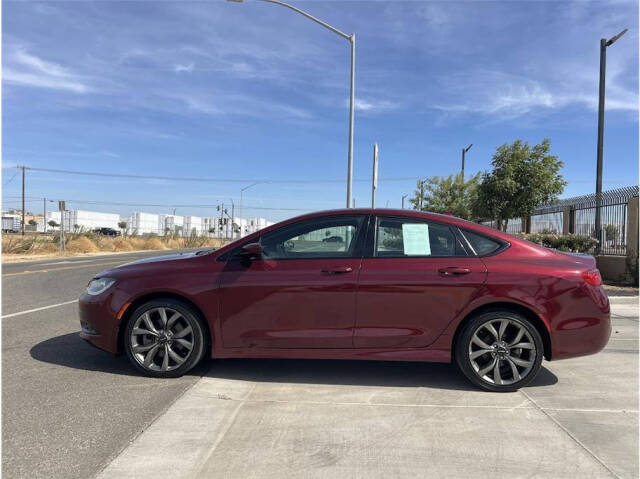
<box><xmin>98</xmin><ymin>297</ymin><xmax>638</xmax><ymax>479</ymax></box>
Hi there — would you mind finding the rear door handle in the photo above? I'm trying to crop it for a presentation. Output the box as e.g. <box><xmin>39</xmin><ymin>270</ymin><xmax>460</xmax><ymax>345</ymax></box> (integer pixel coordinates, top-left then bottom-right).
<box><xmin>438</xmin><ymin>267</ymin><xmax>471</xmax><ymax>276</ymax></box>
<box><xmin>321</xmin><ymin>266</ymin><xmax>353</xmax><ymax>274</ymax></box>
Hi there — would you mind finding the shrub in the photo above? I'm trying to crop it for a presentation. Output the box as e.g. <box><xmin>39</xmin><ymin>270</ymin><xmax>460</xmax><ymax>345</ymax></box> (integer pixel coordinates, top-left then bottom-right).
<box><xmin>66</xmin><ymin>236</ymin><xmax>100</xmax><ymax>254</ymax></box>
<box><xmin>516</xmin><ymin>233</ymin><xmax>598</xmax><ymax>254</ymax></box>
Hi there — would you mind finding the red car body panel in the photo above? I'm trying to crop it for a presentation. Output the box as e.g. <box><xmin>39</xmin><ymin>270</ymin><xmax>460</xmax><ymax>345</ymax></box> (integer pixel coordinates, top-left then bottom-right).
<box><xmin>78</xmin><ymin>208</ymin><xmax>610</xmax><ymax>365</ymax></box>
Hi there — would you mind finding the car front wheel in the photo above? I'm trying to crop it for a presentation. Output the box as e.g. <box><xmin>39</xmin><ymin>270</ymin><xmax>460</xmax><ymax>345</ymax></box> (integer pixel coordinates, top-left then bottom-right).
<box><xmin>124</xmin><ymin>299</ymin><xmax>206</xmax><ymax>378</ymax></box>
<box><xmin>455</xmin><ymin>311</ymin><xmax>544</xmax><ymax>392</ymax></box>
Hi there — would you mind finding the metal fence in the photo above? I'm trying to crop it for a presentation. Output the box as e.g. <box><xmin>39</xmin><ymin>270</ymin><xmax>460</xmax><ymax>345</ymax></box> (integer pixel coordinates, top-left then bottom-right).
<box><xmin>530</xmin><ymin>212</ymin><xmax>563</xmax><ymax>234</ymax></box>
<box><xmin>479</xmin><ymin>185</ymin><xmax>638</xmax><ymax>256</ymax></box>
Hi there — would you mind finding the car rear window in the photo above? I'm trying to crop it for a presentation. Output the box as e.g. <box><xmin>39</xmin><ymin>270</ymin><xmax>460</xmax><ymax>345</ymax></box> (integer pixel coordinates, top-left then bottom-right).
<box><xmin>461</xmin><ymin>230</ymin><xmax>505</xmax><ymax>256</ymax></box>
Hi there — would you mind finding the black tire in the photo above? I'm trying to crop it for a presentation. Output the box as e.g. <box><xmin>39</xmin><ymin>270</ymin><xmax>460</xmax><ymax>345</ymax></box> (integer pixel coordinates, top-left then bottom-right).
<box><xmin>455</xmin><ymin>310</ymin><xmax>544</xmax><ymax>392</ymax></box>
<box><xmin>124</xmin><ymin>299</ymin><xmax>207</xmax><ymax>378</ymax></box>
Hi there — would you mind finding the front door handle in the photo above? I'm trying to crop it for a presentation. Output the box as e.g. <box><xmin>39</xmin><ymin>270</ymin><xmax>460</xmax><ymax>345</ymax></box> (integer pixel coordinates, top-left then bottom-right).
<box><xmin>321</xmin><ymin>266</ymin><xmax>353</xmax><ymax>275</ymax></box>
<box><xmin>438</xmin><ymin>267</ymin><xmax>471</xmax><ymax>276</ymax></box>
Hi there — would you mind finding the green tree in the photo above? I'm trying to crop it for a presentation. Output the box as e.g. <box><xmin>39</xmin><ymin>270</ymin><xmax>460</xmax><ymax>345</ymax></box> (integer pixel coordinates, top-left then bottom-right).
<box><xmin>604</xmin><ymin>224</ymin><xmax>619</xmax><ymax>242</ymax></box>
<box><xmin>28</xmin><ymin>219</ymin><xmax>37</xmax><ymax>226</ymax></box>
<box><xmin>410</xmin><ymin>172</ymin><xmax>481</xmax><ymax>220</ymax></box>
<box><xmin>473</xmin><ymin>139</ymin><xmax>565</xmax><ymax>231</ymax></box>
<box><xmin>47</xmin><ymin>220</ymin><xmax>59</xmax><ymax>228</ymax></box>
<box><xmin>118</xmin><ymin>221</ymin><xmax>128</xmax><ymax>236</ymax></box>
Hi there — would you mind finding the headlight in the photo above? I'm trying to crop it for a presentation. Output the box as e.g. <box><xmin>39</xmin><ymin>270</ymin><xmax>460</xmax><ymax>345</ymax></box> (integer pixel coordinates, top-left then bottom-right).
<box><xmin>86</xmin><ymin>277</ymin><xmax>115</xmax><ymax>296</ymax></box>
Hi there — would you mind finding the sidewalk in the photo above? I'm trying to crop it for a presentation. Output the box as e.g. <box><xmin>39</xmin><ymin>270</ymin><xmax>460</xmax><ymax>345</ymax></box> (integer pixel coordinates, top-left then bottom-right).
<box><xmin>97</xmin><ymin>298</ymin><xmax>638</xmax><ymax>479</ymax></box>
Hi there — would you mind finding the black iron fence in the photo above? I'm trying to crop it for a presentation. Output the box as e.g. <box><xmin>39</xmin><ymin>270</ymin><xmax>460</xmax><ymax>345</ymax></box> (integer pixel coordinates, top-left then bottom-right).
<box><xmin>480</xmin><ymin>186</ymin><xmax>638</xmax><ymax>256</ymax></box>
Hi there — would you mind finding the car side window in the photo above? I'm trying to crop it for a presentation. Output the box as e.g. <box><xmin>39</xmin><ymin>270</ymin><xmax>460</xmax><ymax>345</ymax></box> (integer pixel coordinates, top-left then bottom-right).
<box><xmin>460</xmin><ymin>229</ymin><xmax>504</xmax><ymax>256</ymax></box>
<box><xmin>260</xmin><ymin>215</ymin><xmax>366</xmax><ymax>260</ymax></box>
<box><xmin>375</xmin><ymin>217</ymin><xmax>465</xmax><ymax>257</ymax></box>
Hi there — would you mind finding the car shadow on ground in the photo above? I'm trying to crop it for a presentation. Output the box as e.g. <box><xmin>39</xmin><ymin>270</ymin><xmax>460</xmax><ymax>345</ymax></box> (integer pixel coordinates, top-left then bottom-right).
<box><xmin>31</xmin><ymin>332</ymin><xmax>558</xmax><ymax>391</ymax></box>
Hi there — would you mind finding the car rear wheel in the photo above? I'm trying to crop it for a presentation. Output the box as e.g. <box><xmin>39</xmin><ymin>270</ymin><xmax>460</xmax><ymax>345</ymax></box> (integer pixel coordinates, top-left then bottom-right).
<box><xmin>124</xmin><ymin>299</ymin><xmax>206</xmax><ymax>378</ymax></box>
<box><xmin>455</xmin><ymin>310</ymin><xmax>543</xmax><ymax>392</ymax></box>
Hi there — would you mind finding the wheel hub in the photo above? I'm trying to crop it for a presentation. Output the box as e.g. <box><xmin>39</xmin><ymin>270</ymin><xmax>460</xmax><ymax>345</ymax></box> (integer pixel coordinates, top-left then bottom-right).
<box><xmin>492</xmin><ymin>341</ymin><xmax>509</xmax><ymax>359</ymax></box>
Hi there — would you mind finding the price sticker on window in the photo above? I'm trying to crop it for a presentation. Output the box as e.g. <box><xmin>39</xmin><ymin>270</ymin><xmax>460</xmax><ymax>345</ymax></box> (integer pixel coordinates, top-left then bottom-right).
<box><xmin>402</xmin><ymin>223</ymin><xmax>431</xmax><ymax>256</ymax></box>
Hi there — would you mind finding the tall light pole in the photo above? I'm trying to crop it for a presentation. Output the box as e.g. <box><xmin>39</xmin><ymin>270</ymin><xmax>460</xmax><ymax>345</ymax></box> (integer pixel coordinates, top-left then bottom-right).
<box><xmin>371</xmin><ymin>143</ymin><xmax>378</xmax><ymax>208</ymax></box>
<box><xmin>227</xmin><ymin>0</ymin><xmax>355</xmax><ymax>208</ymax></box>
<box><xmin>461</xmin><ymin>143</ymin><xmax>472</xmax><ymax>179</ymax></box>
<box><xmin>595</xmin><ymin>28</ymin><xmax>627</xmax><ymax>254</ymax></box>
<box><xmin>401</xmin><ymin>194</ymin><xmax>407</xmax><ymax>209</ymax></box>
<box><xmin>240</xmin><ymin>181</ymin><xmax>264</xmax><ymax>237</ymax></box>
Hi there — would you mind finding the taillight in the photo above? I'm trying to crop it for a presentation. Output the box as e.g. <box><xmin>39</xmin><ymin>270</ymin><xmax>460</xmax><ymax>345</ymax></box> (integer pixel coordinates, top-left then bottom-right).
<box><xmin>582</xmin><ymin>269</ymin><xmax>602</xmax><ymax>286</ymax></box>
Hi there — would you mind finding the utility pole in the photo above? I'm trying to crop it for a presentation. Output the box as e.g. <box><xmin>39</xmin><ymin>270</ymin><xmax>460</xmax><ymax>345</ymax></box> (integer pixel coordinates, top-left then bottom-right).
<box><xmin>419</xmin><ymin>180</ymin><xmax>424</xmax><ymax>210</ymax></box>
<box><xmin>595</xmin><ymin>28</ymin><xmax>627</xmax><ymax>254</ymax></box>
<box><xmin>58</xmin><ymin>200</ymin><xmax>66</xmax><ymax>254</ymax></box>
<box><xmin>402</xmin><ymin>194</ymin><xmax>407</xmax><ymax>209</ymax></box>
<box><xmin>229</xmin><ymin>198</ymin><xmax>235</xmax><ymax>239</ymax></box>
<box><xmin>371</xmin><ymin>143</ymin><xmax>379</xmax><ymax>208</ymax></box>
<box><xmin>461</xmin><ymin>144</ymin><xmax>473</xmax><ymax>178</ymax></box>
<box><xmin>20</xmin><ymin>166</ymin><xmax>26</xmax><ymax>236</ymax></box>
<box><xmin>43</xmin><ymin>198</ymin><xmax>47</xmax><ymax>233</ymax></box>
<box><xmin>219</xmin><ymin>203</ymin><xmax>224</xmax><ymax>240</ymax></box>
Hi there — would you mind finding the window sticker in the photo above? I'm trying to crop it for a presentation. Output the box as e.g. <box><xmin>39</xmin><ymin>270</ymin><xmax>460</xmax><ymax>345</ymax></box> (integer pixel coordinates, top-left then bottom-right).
<box><xmin>402</xmin><ymin>223</ymin><xmax>431</xmax><ymax>255</ymax></box>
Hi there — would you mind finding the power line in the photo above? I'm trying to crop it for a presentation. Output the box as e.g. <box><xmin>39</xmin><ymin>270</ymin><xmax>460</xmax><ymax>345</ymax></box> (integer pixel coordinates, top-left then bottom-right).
<box><xmin>10</xmin><ymin>166</ymin><xmax>418</xmax><ymax>184</ymax></box>
<box><xmin>4</xmin><ymin>165</ymin><xmax>628</xmax><ymax>185</ymax></box>
<box><xmin>2</xmin><ymin>171</ymin><xmax>19</xmax><ymax>187</ymax></box>
<box><xmin>2</xmin><ymin>196</ymin><xmax>312</xmax><ymax>212</ymax></box>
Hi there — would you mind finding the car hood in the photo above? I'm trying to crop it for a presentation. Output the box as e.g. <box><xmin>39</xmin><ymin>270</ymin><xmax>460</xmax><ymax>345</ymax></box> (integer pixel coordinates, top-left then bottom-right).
<box><xmin>97</xmin><ymin>250</ymin><xmax>213</xmax><ymax>278</ymax></box>
<box><xmin>118</xmin><ymin>251</ymin><xmax>200</xmax><ymax>267</ymax></box>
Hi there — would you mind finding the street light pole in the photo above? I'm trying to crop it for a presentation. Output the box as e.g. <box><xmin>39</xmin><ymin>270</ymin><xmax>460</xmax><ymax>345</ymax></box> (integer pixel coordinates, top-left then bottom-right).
<box><xmin>401</xmin><ymin>194</ymin><xmax>407</xmax><ymax>209</ymax></box>
<box><xmin>461</xmin><ymin>143</ymin><xmax>472</xmax><ymax>179</ymax></box>
<box><xmin>371</xmin><ymin>143</ymin><xmax>378</xmax><ymax>208</ymax></box>
<box><xmin>595</xmin><ymin>28</ymin><xmax>627</xmax><ymax>254</ymax></box>
<box><xmin>227</xmin><ymin>0</ymin><xmax>355</xmax><ymax>208</ymax></box>
<box><xmin>240</xmin><ymin>181</ymin><xmax>264</xmax><ymax>237</ymax></box>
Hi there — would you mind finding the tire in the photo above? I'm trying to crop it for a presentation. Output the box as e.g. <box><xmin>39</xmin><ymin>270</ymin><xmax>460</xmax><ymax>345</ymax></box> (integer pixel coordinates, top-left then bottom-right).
<box><xmin>455</xmin><ymin>310</ymin><xmax>544</xmax><ymax>392</ymax></box>
<box><xmin>124</xmin><ymin>299</ymin><xmax>207</xmax><ymax>378</ymax></box>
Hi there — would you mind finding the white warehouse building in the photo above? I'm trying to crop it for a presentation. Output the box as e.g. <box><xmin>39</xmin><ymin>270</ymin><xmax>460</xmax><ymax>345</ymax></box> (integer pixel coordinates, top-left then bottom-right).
<box><xmin>130</xmin><ymin>212</ymin><xmax>162</xmax><ymax>235</ymax></box>
<box><xmin>183</xmin><ymin>216</ymin><xmax>203</xmax><ymax>236</ymax></box>
<box><xmin>46</xmin><ymin>210</ymin><xmax>120</xmax><ymax>232</ymax></box>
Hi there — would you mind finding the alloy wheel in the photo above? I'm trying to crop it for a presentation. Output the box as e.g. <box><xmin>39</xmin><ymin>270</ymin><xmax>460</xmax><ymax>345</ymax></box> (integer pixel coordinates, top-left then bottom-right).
<box><xmin>468</xmin><ymin>318</ymin><xmax>537</xmax><ymax>386</ymax></box>
<box><xmin>130</xmin><ymin>307</ymin><xmax>194</xmax><ymax>372</ymax></box>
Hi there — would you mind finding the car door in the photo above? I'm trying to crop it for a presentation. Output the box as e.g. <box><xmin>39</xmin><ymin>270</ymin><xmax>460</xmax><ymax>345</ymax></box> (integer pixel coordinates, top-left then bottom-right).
<box><xmin>354</xmin><ymin>215</ymin><xmax>487</xmax><ymax>349</ymax></box>
<box><xmin>219</xmin><ymin>214</ymin><xmax>368</xmax><ymax>349</ymax></box>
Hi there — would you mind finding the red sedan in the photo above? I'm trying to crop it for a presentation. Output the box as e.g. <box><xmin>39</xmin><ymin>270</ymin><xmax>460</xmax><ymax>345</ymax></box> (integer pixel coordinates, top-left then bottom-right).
<box><xmin>78</xmin><ymin>209</ymin><xmax>610</xmax><ymax>392</ymax></box>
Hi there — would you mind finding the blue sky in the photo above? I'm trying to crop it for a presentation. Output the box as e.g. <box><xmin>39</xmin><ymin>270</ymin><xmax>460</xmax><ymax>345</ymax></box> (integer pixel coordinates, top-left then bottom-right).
<box><xmin>2</xmin><ymin>0</ymin><xmax>638</xmax><ymax>222</ymax></box>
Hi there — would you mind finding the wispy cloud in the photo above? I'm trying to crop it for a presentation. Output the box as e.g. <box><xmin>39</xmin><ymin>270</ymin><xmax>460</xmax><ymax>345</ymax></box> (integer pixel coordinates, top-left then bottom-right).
<box><xmin>4</xmin><ymin>49</ymin><xmax>90</xmax><ymax>93</ymax></box>
<box><xmin>353</xmin><ymin>98</ymin><xmax>399</xmax><ymax>113</ymax></box>
<box><xmin>173</xmin><ymin>63</ymin><xmax>194</xmax><ymax>73</ymax></box>
<box><xmin>433</xmin><ymin>68</ymin><xmax>638</xmax><ymax>121</ymax></box>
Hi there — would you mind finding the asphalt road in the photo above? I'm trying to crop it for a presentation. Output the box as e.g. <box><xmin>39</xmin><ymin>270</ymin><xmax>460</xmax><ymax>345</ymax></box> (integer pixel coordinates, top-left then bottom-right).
<box><xmin>2</xmin><ymin>251</ymin><xmax>208</xmax><ymax>479</ymax></box>
<box><xmin>2</xmin><ymin>252</ymin><xmax>638</xmax><ymax>478</ymax></box>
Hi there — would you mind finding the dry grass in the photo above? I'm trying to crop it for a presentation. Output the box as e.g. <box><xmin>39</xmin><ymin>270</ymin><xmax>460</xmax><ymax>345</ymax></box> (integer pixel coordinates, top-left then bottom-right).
<box><xmin>2</xmin><ymin>233</ymin><xmax>228</xmax><ymax>257</ymax></box>
<box><xmin>66</xmin><ymin>236</ymin><xmax>100</xmax><ymax>254</ymax></box>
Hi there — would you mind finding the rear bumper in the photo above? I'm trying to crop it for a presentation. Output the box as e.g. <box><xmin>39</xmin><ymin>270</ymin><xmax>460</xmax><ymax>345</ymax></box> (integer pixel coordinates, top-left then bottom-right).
<box><xmin>550</xmin><ymin>285</ymin><xmax>611</xmax><ymax>360</ymax></box>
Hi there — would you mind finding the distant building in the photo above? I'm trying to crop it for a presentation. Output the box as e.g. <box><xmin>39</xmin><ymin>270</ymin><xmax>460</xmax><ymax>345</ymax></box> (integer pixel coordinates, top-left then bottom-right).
<box><xmin>61</xmin><ymin>210</ymin><xmax>120</xmax><ymax>232</ymax></box>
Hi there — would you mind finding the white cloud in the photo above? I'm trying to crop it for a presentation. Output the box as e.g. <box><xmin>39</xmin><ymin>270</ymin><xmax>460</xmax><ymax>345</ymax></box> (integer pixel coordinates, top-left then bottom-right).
<box><xmin>353</xmin><ymin>98</ymin><xmax>399</xmax><ymax>113</ymax></box>
<box><xmin>173</xmin><ymin>63</ymin><xmax>195</xmax><ymax>73</ymax></box>
<box><xmin>433</xmin><ymin>69</ymin><xmax>638</xmax><ymax>121</ymax></box>
<box><xmin>5</xmin><ymin>49</ymin><xmax>90</xmax><ymax>93</ymax></box>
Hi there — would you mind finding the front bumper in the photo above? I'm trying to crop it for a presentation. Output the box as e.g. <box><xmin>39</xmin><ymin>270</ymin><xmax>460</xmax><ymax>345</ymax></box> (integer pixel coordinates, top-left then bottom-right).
<box><xmin>78</xmin><ymin>290</ymin><xmax>125</xmax><ymax>354</ymax></box>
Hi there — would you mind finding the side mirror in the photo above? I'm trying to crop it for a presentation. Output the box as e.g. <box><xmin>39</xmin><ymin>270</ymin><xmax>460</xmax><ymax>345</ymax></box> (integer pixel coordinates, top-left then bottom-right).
<box><xmin>241</xmin><ymin>242</ymin><xmax>263</xmax><ymax>257</ymax></box>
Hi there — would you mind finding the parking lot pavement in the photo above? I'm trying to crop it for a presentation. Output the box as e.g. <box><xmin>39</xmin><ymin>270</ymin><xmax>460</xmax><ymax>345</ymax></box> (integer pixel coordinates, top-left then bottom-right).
<box><xmin>1</xmin><ymin>250</ymin><xmax>206</xmax><ymax>479</ymax></box>
<box><xmin>98</xmin><ymin>298</ymin><xmax>638</xmax><ymax>479</ymax></box>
